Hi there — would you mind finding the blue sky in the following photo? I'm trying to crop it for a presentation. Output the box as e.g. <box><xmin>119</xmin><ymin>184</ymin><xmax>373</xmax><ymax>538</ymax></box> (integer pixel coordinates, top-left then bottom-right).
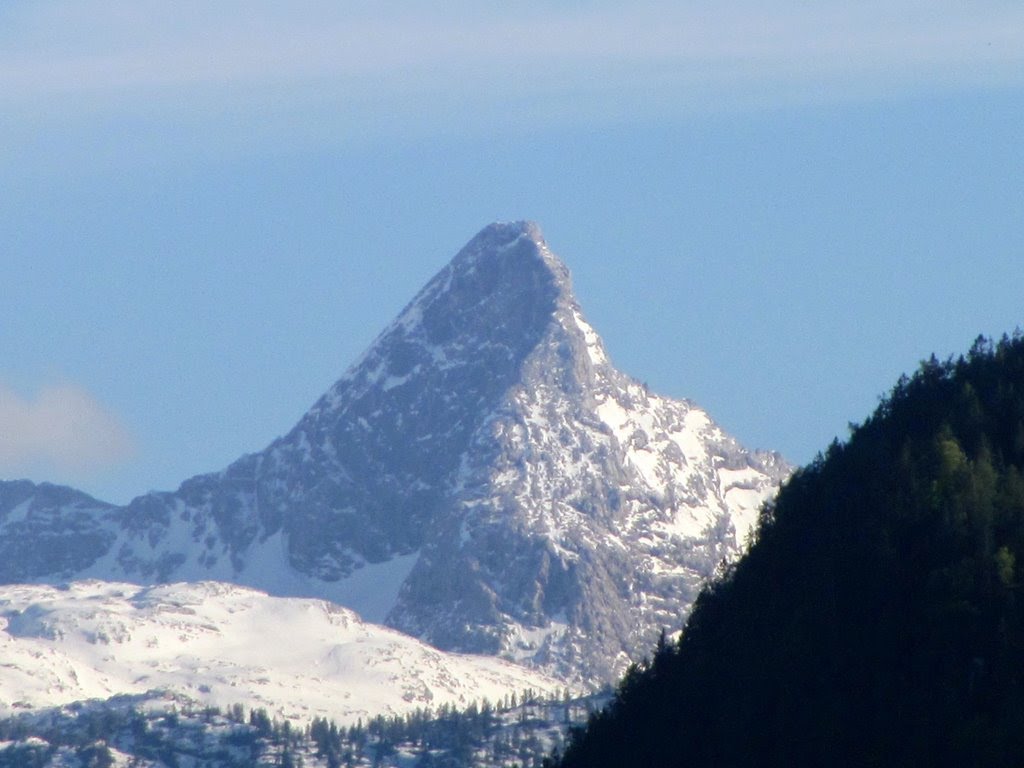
<box><xmin>2</xmin><ymin>2</ymin><xmax>1023</xmax><ymax>504</ymax></box>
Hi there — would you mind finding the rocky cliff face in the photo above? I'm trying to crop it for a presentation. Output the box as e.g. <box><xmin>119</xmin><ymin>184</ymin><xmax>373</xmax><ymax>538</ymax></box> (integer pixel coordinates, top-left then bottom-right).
<box><xmin>0</xmin><ymin>222</ymin><xmax>788</xmax><ymax>685</ymax></box>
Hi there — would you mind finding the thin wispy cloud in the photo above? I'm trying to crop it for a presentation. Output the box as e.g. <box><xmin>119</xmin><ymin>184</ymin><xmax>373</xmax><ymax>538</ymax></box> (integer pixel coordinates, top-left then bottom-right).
<box><xmin>1</xmin><ymin>2</ymin><xmax>1021</xmax><ymax>115</ymax></box>
<box><xmin>0</xmin><ymin>384</ymin><xmax>134</xmax><ymax>477</ymax></box>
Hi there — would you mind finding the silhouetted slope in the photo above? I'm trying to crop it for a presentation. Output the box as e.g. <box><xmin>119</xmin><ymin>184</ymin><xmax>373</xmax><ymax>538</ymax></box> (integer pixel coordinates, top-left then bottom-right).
<box><xmin>558</xmin><ymin>333</ymin><xmax>1024</xmax><ymax>767</ymax></box>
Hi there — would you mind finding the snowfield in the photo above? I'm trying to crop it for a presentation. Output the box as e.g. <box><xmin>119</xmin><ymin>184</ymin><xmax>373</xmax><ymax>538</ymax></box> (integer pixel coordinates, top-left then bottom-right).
<box><xmin>0</xmin><ymin>580</ymin><xmax>561</xmax><ymax>724</ymax></box>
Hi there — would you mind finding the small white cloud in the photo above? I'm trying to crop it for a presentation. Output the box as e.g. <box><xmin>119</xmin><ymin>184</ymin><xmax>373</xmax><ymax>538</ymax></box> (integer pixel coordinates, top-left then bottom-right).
<box><xmin>0</xmin><ymin>383</ymin><xmax>134</xmax><ymax>475</ymax></box>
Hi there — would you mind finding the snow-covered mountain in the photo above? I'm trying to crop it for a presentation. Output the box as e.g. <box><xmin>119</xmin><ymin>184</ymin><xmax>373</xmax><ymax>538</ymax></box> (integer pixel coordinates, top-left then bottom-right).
<box><xmin>0</xmin><ymin>222</ymin><xmax>788</xmax><ymax>685</ymax></box>
<box><xmin>0</xmin><ymin>580</ymin><xmax>559</xmax><ymax>724</ymax></box>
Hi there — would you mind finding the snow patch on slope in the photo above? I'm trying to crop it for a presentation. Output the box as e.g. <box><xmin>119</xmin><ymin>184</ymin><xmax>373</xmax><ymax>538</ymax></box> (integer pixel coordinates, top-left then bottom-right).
<box><xmin>0</xmin><ymin>581</ymin><xmax>560</xmax><ymax>724</ymax></box>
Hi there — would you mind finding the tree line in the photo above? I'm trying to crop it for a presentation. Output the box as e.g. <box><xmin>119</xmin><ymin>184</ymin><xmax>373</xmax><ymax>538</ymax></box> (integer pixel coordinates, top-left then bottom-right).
<box><xmin>557</xmin><ymin>332</ymin><xmax>1024</xmax><ymax>767</ymax></box>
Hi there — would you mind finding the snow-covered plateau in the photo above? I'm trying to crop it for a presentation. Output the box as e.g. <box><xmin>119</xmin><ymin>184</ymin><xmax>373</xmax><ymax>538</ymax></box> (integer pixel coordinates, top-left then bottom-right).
<box><xmin>0</xmin><ymin>580</ymin><xmax>560</xmax><ymax>724</ymax></box>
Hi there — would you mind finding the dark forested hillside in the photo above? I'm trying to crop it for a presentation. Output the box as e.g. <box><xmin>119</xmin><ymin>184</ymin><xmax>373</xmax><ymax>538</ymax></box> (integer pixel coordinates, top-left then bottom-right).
<box><xmin>557</xmin><ymin>333</ymin><xmax>1024</xmax><ymax>768</ymax></box>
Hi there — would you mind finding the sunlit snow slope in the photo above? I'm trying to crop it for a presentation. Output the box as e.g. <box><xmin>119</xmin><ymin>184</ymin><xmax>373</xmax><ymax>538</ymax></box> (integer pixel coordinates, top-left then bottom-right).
<box><xmin>0</xmin><ymin>581</ymin><xmax>560</xmax><ymax>723</ymax></box>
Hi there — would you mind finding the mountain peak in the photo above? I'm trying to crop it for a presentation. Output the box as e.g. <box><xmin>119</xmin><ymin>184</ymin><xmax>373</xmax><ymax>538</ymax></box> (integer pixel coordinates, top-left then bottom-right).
<box><xmin>442</xmin><ymin>220</ymin><xmax>571</xmax><ymax>304</ymax></box>
<box><xmin>319</xmin><ymin>220</ymin><xmax>583</xmax><ymax>417</ymax></box>
<box><xmin>430</xmin><ymin>219</ymin><xmax>567</xmax><ymax>303</ymax></box>
<box><xmin>464</xmin><ymin>220</ymin><xmax>548</xmax><ymax>252</ymax></box>
<box><xmin>0</xmin><ymin>222</ymin><xmax>790</xmax><ymax>686</ymax></box>
<box><xmin>468</xmin><ymin>219</ymin><xmax>545</xmax><ymax>246</ymax></box>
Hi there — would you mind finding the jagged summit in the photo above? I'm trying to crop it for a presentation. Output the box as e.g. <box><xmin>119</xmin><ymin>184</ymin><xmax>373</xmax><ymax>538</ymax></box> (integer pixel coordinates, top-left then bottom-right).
<box><xmin>319</xmin><ymin>220</ymin><xmax>572</xmax><ymax>410</ymax></box>
<box><xmin>328</xmin><ymin>220</ymin><xmax>576</xmax><ymax>396</ymax></box>
<box><xmin>0</xmin><ymin>222</ymin><xmax>789</xmax><ymax>685</ymax></box>
<box><xmin>278</xmin><ymin>221</ymin><xmax>599</xmax><ymax>580</ymax></box>
<box><xmin>455</xmin><ymin>221</ymin><xmax>572</xmax><ymax>295</ymax></box>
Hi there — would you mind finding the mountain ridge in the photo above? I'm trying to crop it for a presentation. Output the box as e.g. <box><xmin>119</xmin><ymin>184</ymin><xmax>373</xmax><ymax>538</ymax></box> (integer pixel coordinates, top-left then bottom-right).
<box><xmin>0</xmin><ymin>221</ymin><xmax>788</xmax><ymax>685</ymax></box>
